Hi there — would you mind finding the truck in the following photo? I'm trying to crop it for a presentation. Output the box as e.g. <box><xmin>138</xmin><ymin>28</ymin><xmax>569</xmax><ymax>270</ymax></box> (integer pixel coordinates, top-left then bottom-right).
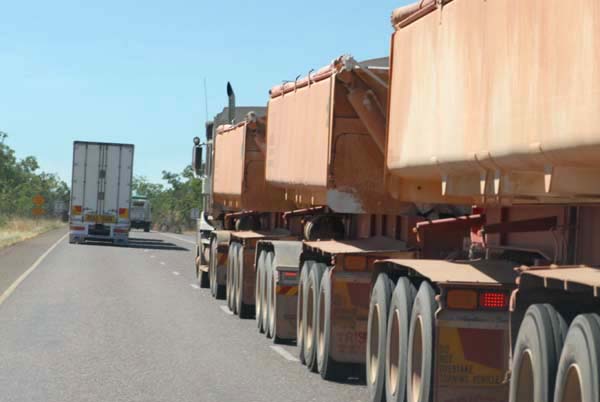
<box><xmin>194</xmin><ymin>57</ymin><xmax>466</xmax><ymax>371</ymax></box>
<box><xmin>130</xmin><ymin>196</ymin><xmax>152</xmax><ymax>232</ymax></box>
<box><xmin>194</xmin><ymin>2</ymin><xmax>600</xmax><ymax>401</ymax></box>
<box><xmin>69</xmin><ymin>141</ymin><xmax>134</xmax><ymax>246</ymax></box>
<box><xmin>363</xmin><ymin>1</ymin><xmax>600</xmax><ymax>402</ymax></box>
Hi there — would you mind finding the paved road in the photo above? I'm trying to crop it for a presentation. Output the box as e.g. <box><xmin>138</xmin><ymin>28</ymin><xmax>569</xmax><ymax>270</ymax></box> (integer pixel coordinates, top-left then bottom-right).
<box><xmin>0</xmin><ymin>231</ymin><xmax>368</xmax><ymax>402</ymax></box>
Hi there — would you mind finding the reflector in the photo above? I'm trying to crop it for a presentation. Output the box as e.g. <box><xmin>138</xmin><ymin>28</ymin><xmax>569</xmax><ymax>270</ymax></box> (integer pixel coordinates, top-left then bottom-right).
<box><xmin>446</xmin><ymin>289</ymin><xmax>478</xmax><ymax>310</ymax></box>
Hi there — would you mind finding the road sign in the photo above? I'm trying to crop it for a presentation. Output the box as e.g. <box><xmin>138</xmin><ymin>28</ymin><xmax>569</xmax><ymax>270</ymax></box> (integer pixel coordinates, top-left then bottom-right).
<box><xmin>32</xmin><ymin>194</ymin><xmax>45</xmax><ymax>206</ymax></box>
<box><xmin>32</xmin><ymin>207</ymin><xmax>45</xmax><ymax>216</ymax></box>
<box><xmin>190</xmin><ymin>208</ymin><xmax>200</xmax><ymax>220</ymax></box>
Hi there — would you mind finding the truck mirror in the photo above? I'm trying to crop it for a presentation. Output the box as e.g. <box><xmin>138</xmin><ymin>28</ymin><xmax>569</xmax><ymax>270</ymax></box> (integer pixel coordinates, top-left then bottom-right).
<box><xmin>192</xmin><ymin>144</ymin><xmax>204</xmax><ymax>176</ymax></box>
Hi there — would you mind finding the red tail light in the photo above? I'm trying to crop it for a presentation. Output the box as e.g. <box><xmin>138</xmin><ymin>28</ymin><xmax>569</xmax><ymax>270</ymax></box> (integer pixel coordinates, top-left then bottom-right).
<box><xmin>70</xmin><ymin>225</ymin><xmax>85</xmax><ymax>231</ymax></box>
<box><xmin>283</xmin><ymin>271</ymin><xmax>297</xmax><ymax>278</ymax></box>
<box><xmin>71</xmin><ymin>205</ymin><xmax>82</xmax><ymax>215</ymax></box>
<box><xmin>479</xmin><ymin>291</ymin><xmax>509</xmax><ymax>310</ymax></box>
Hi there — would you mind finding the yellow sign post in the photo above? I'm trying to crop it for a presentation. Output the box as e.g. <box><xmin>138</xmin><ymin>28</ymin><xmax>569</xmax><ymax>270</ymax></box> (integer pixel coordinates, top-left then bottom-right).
<box><xmin>32</xmin><ymin>194</ymin><xmax>46</xmax><ymax>217</ymax></box>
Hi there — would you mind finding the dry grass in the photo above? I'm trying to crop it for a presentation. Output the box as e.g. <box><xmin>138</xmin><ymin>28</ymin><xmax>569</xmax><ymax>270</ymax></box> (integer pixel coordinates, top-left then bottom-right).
<box><xmin>0</xmin><ymin>218</ymin><xmax>65</xmax><ymax>249</ymax></box>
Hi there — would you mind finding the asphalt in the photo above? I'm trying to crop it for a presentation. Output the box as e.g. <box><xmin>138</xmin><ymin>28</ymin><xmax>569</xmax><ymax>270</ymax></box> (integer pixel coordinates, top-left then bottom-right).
<box><xmin>0</xmin><ymin>230</ymin><xmax>368</xmax><ymax>402</ymax></box>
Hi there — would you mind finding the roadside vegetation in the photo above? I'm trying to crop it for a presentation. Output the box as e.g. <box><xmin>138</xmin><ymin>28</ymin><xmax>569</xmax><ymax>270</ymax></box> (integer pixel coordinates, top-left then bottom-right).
<box><xmin>133</xmin><ymin>166</ymin><xmax>203</xmax><ymax>234</ymax></box>
<box><xmin>0</xmin><ymin>131</ymin><xmax>202</xmax><ymax>242</ymax></box>
<box><xmin>0</xmin><ymin>133</ymin><xmax>69</xmax><ymax>248</ymax></box>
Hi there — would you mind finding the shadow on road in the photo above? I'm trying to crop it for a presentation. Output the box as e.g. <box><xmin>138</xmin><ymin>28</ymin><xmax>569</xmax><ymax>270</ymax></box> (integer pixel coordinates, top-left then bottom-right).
<box><xmin>81</xmin><ymin>237</ymin><xmax>189</xmax><ymax>251</ymax></box>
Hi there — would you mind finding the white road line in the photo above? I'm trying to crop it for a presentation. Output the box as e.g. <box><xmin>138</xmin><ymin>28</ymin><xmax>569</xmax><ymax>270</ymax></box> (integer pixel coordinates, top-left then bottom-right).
<box><xmin>172</xmin><ymin>271</ymin><xmax>180</xmax><ymax>276</ymax></box>
<box><xmin>150</xmin><ymin>255</ymin><xmax>156</xmax><ymax>259</ymax></box>
<box><xmin>270</xmin><ymin>345</ymin><xmax>300</xmax><ymax>362</ymax></box>
<box><xmin>158</xmin><ymin>232</ymin><xmax>196</xmax><ymax>245</ymax></box>
<box><xmin>190</xmin><ymin>284</ymin><xmax>200</xmax><ymax>289</ymax></box>
<box><xmin>0</xmin><ymin>233</ymin><xmax>68</xmax><ymax>306</ymax></box>
<box><xmin>219</xmin><ymin>305</ymin><xmax>234</xmax><ymax>315</ymax></box>
<box><xmin>160</xmin><ymin>261</ymin><xmax>166</xmax><ymax>265</ymax></box>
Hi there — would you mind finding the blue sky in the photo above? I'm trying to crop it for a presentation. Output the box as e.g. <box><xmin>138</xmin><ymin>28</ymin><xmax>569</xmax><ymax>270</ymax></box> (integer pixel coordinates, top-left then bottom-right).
<box><xmin>0</xmin><ymin>0</ymin><xmax>409</xmax><ymax>184</ymax></box>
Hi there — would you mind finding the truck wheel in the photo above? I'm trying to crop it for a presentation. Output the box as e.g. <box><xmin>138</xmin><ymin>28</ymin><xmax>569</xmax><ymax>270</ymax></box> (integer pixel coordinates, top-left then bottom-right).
<box><xmin>406</xmin><ymin>282</ymin><xmax>436</xmax><ymax>402</ymax></box>
<box><xmin>367</xmin><ymin>273</ymin><xmax>394</xmax><ymax>401</ymax></box>
<box><xmin>509</xmin><ymin>304</ymin><xmax>567</xmax><ymax>402</ymax></box>
<box><xmin>385</xmin><ymin>277</ymin><xmax>416</xmax><ymax>402</ymax></box>
<box><xmin>264</xmin><ymin>252</ymin><xmax>275</xmax><ymax>337</ymax></box>
<box><xmin>198</xmin><ymin>269</ymin><xmax>210</xmax><ymax>289</ymax></box>
<box><xmin>304</xmin><ymin>262</ymin><xmax>326</xmax><ymax>372</ymax></box>
<box><xmin>236</xmin><ymin>245</ymin><xmax>253</xmax><ymax>319</ymax></box>
<box><xmin>297</xmin><ymin>261</ymin><xmax>313</xmax><ymax>364</ymax></box>
<box><xmin>255</xmin><ymin>251</ymin><xmax>266</xmax><ymax>332</ymax></box>
<box><xmin>553</xmin><ymin>314</ymin><xmax>600</xmax><ymax>402</ymax></box>
<box><xmin>317</xmin><ymin>268</ymin><xmax>344</xmax><ymax>380</ymax></box>
<box><xmin>209</xmin><ymin>238</ymin><xmax>217</xmax><ymax>298</ymax></box>
<box><xmin>268</xmin><ymin>260</ymin><xmax>279</xmax><ymax>342</ymax></box>
<box><xmin>265</xmin><ymin>251</ymin><xmax>275</xmax><ymax>338</ymax></box>
<box><xmin>231</xmin><ymin>244</ymin><xmax>240</xmax><ymax>315</ymax></box>
<box><xmin>226</xmin><ymin>243</ymin><xmax>236</xmax><ymax>311</ymax></box>
<box><xmin>144</xmin><ymin>223</ymin><xmax>150</xmax><ymax>232</ymax></box>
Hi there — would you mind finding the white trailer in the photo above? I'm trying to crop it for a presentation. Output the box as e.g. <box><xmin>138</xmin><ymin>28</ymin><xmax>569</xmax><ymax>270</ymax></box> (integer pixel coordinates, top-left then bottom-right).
<box><xmin>69</xmin><ymin>141</ymin><xmax>134</xmax><ymax>245</ymax></box>
<box><xmin>130</xmin><ymin>196</ymin><xmax>152</xmax><ymax>232</ymax></box>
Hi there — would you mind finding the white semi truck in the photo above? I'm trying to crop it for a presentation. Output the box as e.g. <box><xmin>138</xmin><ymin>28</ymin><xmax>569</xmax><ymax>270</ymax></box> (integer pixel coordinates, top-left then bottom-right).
<box><xmin>69</xmin><ymin>141</ymin><xmax>134</xmax><ymax>245</ymax></box>
<box><xmin>130</xmin><ymin>196</ymin><xmax>152</xmax><ymax>232</ymax></box>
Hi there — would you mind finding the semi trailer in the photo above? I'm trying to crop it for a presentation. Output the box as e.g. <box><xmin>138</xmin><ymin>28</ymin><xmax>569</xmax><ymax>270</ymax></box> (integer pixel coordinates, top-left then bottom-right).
<box><xmin>192</xmin><ymin>1</ymin><xmax>600</xmax><ymax>402</ymax></box>
<box><xmin>193</xmin><ymin>56</ymin><xmax>469</xmax><ymax>376</ymax></box>
<box><xmin>69</xmin><ymin>141</ymin><xmax>134</xmax><ymax>245</ymax></box>
<box><xmin>130</xmin><ymin>196</ymin><xmax>152</xmax><ymax>232</ymax></box>
<box><xmin>363</xmin><ymin>1</ymin><xmax>600</xmax><ymax>402</ymax></box>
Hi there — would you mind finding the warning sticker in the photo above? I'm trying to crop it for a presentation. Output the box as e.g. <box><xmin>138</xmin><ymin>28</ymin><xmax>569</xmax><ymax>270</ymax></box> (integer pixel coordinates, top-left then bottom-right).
<box><xmin>436</xmin><ymin>326</ymin><xmax>506</xmax><ymax>388</ymax></box>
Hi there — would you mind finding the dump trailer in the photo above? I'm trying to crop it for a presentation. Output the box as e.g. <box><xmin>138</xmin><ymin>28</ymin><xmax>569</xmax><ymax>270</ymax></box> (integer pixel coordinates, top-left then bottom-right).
<box><xmin>252</xmin><ymin>55</ymin><xmax>473</xmax><ymax>379</ymax></box>
<box><xmin>69</xmin><ymin>141</ymin><xmax>134</xmax><ymax>245</ymax></box>
<box><xmin>362</xmin><ymin>2</ymin><xmax>600</xmax><ymax>402</ymax></box>
<box><xmin>193</xmin><ymin>104</ymin><xmax>298</xmax><ymax>303</ymax></box>
<box><xmin>193</xmin><ymin>106</ymin><xmax>270</xmax><ymax>294</ymax></box>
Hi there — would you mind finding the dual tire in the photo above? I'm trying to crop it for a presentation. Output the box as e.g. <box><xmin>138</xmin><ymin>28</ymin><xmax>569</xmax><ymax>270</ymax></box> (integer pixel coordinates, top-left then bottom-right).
<box><xmin>510</xmin><ymin>304</ymin><xmax>600</xmax><ymax>402</ymax></box>
<box><xmin>303</xmin><ymin>262</ymin><xmax>326</xmax><ymax>372</ymax></box>
<box><xmin>366</xmin><ymin>275</ymin><xmax>430</xmax><ymax>402</ymax></box>
<box><xmin>255</xmin><ymin>251</ymin><xmax>266</xmax><ymax>332</ymax></box>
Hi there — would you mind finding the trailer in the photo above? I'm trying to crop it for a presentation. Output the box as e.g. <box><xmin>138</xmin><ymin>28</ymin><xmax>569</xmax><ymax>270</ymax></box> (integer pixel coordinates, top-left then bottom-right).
<box><xmin>130</xmin><ymin>196</ymin><xmax>151</xmax><ymax>232</ymax></box>
<box><xmin>252</xmin><ymin>56</ymin><xmax>468</xmax><ymax>380</ymax></box>
<box><xmin>363</xmin><ymin>1</ymin><xmax>600</xmax><ymax>402</ymax></box>
<box><xmin>69</xmin><ymin>141</ymin><xmax>134</xmax><ymax>246</ymax></box>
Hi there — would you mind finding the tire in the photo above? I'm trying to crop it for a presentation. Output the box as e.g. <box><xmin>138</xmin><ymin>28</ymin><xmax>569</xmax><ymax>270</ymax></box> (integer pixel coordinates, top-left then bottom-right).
<box><xmin>256</xmin><ymin>251</ymin><xmax>266</xmax><ymax>332</ymax></box>
<box><xmin>385</xmin><ymin>277</ymin><xmax>417</xmax><ymax>402</ymax></box>
<box><xmin>263</xmin><ymin>252</ymin><xmax>274</xmax><ymax>337</ymax></box>
<box><xmin>236</xmin><ymin>245</ymin><xmax>253</xmax><ymax>319</ymax></box>
<box><xmin>144</xmin><ymin>223</ymin><xmax>150</xmax><ymax>232</ymax></box>
<box><xmin>367</xmin><ymin>274</ymin><xmax>394</xmax><ymax>401</ymax></box>
<box><xmin>268</xmin><ymin>257</ymin><xmax>282</xmax><ymax>343</ymax></box>
<box><xmin>317</xmin><ymin>268</ymin><xmax>344</xmax><ymax>380</ymax></box>
<box><xmin>509</xmin><ymin>304</ymin><xmax>567</xmax><ymax>402</ymax></box>
<box><xmin>265</xmin><ymin>253</ymin><xmax>275</xmax><ymax>338</ymax></box>
<box><xmin>304</xmin><ymin>262</ymin><xmax>326</xmax><ymax>372</ymax></box>
<box><xmin>226</xmin><ymin>243</ymin><xmax>236</xmax><ymax>312</ymax></box>
<box><xmin>198</xmin><ymin>269</ymin><xmax>210</xmax><ymax>288</ymax></box>
<box><xmin>231</xmin><ymin>244</ymin><xmax>240</xmax><ymax>315</ymax></box>
<box><xmin>406</xmin><ymin>282</ymin><xmax>436</xmax><ymax>402</ymax></box>
<box><xmin>297</xmin><ymin>261</ymin><xmax>313</xmax><ymax>364</ymax></box>
<box><xmin>553</xmin><ymin>314</ymin><xmax>600</xmax><ymax>402</ymax></box>
<box><xmin>209</xmin><ymin>237</ymin><xmax>217</xmax><ymax>298</ymax></box>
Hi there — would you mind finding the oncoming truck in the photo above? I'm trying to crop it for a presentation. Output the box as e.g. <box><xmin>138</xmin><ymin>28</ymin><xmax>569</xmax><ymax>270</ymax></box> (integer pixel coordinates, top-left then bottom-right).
<box><xmin>69</xmin><ymin>141</ymin><xmax>134</xmax><ymax>245</ymax></box>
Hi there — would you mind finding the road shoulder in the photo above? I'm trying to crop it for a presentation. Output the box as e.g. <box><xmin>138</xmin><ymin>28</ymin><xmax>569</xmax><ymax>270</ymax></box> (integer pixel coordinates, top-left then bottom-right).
<box><xmin>0</xmin><ymin>227</ymin><xmax>68</xmax><ymax>297</ymax></box>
